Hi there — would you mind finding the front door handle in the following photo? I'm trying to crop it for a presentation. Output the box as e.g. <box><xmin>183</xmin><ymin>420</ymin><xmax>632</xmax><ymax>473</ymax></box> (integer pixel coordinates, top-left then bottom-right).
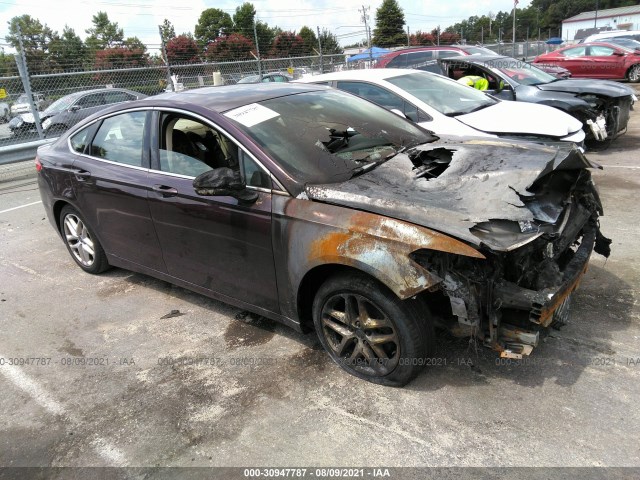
<box><xmin>152</xmin><ymin>184</ymin><xmax>178</xmax><ymax>198</ymax></box>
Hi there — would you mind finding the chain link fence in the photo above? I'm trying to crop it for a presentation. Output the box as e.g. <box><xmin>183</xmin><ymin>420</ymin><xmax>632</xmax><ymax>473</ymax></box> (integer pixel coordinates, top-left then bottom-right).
<box><xmin>0</xmin><ymin>42</ymin><xmax>347</xmax><ymax>154</ymax></box>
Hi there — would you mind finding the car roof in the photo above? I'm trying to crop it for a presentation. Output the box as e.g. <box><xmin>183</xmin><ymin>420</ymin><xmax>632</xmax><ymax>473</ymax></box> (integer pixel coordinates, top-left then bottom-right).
<box><xmin>296</xmin><ymin>68</ymin><xmax>432</xmax><ymax>83</ymax></box>
<box><xmin>61</xmin><ymin>87</ymin><xmax>139</xmax><ymax>101</ymax></box>
<box><xmin>440</xmin><ymin>54</ymin><xmax>510</xmax><ymax>64</ymax></box>
<box><xmin>147</xmin><ymin>83</ymin><xmax>330</xmax><ymax>113</ymax></box>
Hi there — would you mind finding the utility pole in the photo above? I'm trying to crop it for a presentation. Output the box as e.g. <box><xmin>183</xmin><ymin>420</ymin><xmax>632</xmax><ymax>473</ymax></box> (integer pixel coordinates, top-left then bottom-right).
<box><xmin>437</xmin><ymin>25</ymin><xmax>440</xmax><ymax>45</ymax></box>
<box><xmin>407</xmin><ymin>26</ymin><xmax>410</xmax><ymax>46</ymax></box>
<box><xmin>158</xmin><ymin>25</ymin><xmax>174</xmax><ymax>92</ymax></box>
<box><xmin>594</xmin><ymin>0</ymin><xmax>599</xmax><ymax>27</ymax></box>
<box><xmin>359</xmin><ymin>5</ymin><xmax>372</xmax><ymax>65</ymax></box>
<box><xmin>317</xmin><ymin>26</ymin><xmax>324</xmax><ymax>73</ymax></box>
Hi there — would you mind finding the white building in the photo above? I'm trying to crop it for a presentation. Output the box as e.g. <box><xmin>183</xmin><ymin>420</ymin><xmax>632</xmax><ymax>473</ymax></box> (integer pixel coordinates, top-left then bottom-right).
<box><xmin>562</xmin><ymin>5</ymin><xmax>640</xmax><ymax>42</ymax></box>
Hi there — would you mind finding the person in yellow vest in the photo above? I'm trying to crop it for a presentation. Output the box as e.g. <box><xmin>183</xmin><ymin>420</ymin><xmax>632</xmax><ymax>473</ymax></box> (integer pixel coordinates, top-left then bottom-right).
<box><xmin>456</xmin><ymin>75</ymin><xmax>489</xmax><ymax>90</ymax></box>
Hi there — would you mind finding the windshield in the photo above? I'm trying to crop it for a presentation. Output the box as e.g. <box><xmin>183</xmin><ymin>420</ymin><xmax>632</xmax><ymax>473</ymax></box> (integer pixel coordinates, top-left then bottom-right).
<box><xmin>224</xmin><ymin>89</ymin><xmax>435</xmax><ymax>185</ymax></box>
<box><xmin>386</xmin><ymin>72</ymin><xmax>497</xmax><ymax>116</ymax></box>
<box><xmin>44</xmin><ymin>95</ymin><xmax>77</xmax><ymax>114</ymax></box>
<box><xmin>484</xmin><ymin>58</ymin><xmax>557</xmax><ymax>85</ymax></box>
<box><xmin>16</xmin><ymin>94</ymin><xmax>28</xmax><ymax>103</ymax></box>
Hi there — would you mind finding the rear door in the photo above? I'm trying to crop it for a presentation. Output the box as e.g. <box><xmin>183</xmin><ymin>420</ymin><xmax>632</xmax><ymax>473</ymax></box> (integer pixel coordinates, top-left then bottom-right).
<box><xmin>146</xmin><ymin>110</ymin><xmax>280</xmax><ymax>313</ymax></box>
<box><xmin>69</xmin><ymin>110</ymin><xmax>166</xmax><ymax>272</ymax></box>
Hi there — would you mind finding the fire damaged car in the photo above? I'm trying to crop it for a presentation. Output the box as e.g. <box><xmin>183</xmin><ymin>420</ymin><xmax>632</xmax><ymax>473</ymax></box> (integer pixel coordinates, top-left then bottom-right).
<box><xmin>438</xmin><ymin>55</ymin><xmax>636</xmax><ymax>145</ymax></box>
<box><xmin>36</xmin><ymin>84</ymin><xmax>610</xmax><ymax>387</ymax></box>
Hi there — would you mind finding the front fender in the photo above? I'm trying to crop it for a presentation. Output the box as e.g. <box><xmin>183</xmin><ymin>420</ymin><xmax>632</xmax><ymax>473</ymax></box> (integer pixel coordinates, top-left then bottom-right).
<box><xmin>273</xmin><ymin>195</ymin><xmax>484</xmax><ymax>319</ymax></box>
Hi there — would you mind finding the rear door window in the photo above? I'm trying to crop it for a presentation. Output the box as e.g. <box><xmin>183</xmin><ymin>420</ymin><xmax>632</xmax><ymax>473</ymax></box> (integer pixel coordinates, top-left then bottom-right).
<box><xmin>90</xmin><ymin>111</ymin><xmax>147</xmax><ymax>166</ymax></box>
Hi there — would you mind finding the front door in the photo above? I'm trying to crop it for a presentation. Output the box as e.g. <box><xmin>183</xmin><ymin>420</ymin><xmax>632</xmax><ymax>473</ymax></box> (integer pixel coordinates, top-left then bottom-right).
<box><xmin>146</xmin><ymin>111</ymin><xmax>280</xmax><ymax>313</ymax></box>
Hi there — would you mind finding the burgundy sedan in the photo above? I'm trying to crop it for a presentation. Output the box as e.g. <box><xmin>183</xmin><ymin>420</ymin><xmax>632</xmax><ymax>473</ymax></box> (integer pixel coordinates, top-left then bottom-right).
<box><xmin>36</xmin><ymin>84</ymin><xmax>610</xmax><ymax>386</ymax></box>
<box><xmin>534</xmin><ymin>42</ymin><xmax>640</xmax><ymax>82</ymax></box>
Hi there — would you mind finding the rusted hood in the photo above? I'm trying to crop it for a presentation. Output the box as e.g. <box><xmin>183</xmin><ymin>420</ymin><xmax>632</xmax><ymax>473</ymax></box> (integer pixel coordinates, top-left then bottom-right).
<box><xmin>305</xmin><ymin>137</ymin><xmax>600</xmax><ymax>250</ymax></box>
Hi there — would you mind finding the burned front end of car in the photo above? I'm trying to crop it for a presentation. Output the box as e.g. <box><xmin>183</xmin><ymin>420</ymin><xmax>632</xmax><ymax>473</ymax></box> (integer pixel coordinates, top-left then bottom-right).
<box><xmin>303</xmin><ymin>138</ymin><xmax>611</xmax><ymax>359</ymax></box>
<box><xmin>408</xmin><ymin>144</ymin><xmax>611</xmax><ymax>358</ymax></box>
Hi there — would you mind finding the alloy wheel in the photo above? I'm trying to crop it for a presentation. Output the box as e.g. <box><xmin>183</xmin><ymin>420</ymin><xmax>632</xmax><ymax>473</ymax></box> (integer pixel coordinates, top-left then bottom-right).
<box><xmin>63</xmin><ymin>214</ymin><xmax>96</xmax><ymax>267</ymax></box>
<box><xmin>320</xmin><ymin>293</ymin><xmax>400</xmax><ymax>376</ymax></box>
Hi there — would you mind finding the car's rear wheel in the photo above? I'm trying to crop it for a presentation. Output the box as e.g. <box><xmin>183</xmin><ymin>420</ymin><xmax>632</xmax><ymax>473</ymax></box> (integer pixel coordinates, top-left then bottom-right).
<box><xmin>312</xmin><ymin>272</ymin><xmax>434</xmax><ymax>387</ymax></box>
<box><xmin>627</xmin><ymin>64</ymin><xmax>640</xmax><ymax>83</ymax></box>
<box><xmin>59</xmin><ymin>205</ymin><xmax>109</xmax><ymax>274</ymax></box>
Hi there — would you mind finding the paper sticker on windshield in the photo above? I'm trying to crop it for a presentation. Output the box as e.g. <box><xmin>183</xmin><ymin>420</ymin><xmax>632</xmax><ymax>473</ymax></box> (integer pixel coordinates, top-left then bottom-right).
<box><xmin>224</xmin><ymin>103</ymin><xmax>279</xmax><ymax>127</ymax></box>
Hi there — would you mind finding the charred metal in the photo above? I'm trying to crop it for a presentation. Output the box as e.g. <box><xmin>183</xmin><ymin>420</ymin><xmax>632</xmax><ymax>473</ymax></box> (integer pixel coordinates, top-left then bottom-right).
<box><xmin>306</xmin><ymin>138</ymin><xmax>611</xmax><ymax>359</ymax></box>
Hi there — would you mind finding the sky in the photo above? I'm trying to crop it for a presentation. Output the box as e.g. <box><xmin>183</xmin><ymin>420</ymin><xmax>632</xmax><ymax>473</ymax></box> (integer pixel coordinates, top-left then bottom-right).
<box><xmin>0</xmin><ymin>0</ymin><xmax>530</xmax><ymax>54</ymax></box>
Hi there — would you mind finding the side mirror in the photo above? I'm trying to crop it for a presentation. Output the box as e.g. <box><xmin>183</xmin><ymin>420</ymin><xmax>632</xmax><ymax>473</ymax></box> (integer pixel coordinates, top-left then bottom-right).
<box><xmin>612</xmin><ymin>51</ymin><xmax>625</xmax><ymax>56</ymax></box>
<box><xmin>193</xmin><ymin>167</ymin><xmax>258</xmax><ymax>203</ymax></box>
<box><xmin>69</xmin><ymin>105</ymin><xmax>81</xmax><ymax>112</ymax></box>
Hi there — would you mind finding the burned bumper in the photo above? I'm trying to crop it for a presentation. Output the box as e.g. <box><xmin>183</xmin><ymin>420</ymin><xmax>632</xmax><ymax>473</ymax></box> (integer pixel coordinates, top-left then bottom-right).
<box><xmin>491</xmin><ymin>221</ymin><xmax>597</xmax><ymax>358</ymax></box>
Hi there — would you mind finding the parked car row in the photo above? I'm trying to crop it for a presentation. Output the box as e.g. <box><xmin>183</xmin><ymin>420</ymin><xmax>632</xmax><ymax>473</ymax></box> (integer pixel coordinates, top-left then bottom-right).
<box><xmin>297</xmin><ymin>69</ymin><xmax>585</xmax><ymax>145</ymax></box>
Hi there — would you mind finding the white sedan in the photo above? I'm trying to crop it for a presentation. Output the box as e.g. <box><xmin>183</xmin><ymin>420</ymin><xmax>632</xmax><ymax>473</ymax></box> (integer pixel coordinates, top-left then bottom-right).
<box><xmin>296</xmin><ymin>69</ymin><xmax>585</xmax><ymax>145</ymax></box>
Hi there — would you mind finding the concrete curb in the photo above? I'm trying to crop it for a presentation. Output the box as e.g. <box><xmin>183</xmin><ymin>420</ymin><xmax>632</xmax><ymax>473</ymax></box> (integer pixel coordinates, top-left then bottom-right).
<box><xmin>0</xmin><ymin>159</ymin><xmax>37</xmax><ymax>184</ymax></box>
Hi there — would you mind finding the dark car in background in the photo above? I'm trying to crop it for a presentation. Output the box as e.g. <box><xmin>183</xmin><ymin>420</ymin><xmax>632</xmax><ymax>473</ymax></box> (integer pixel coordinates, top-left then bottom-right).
<box><xmin>375</xmin><ymin>45</ymin><xmax>498</xmax><ymax>72</ymax></box>
<box><xmin>36</xmin><ymin>83</ymin><xmax>610</xmax><ymax>386</ymax></box>
<box><xmin>534</xmin><ymin>42</ymin><xmax>640</xmax><ymax>82</ymax></box>
<box><xmin>438</xmin><ymin>55</ymin><xmax>636</xmax><ymax>143</ymax></box>
<box><xmin>236</xmin><ymin>72</ymin><xmax>292</xmax><ymax>84</ymax></box>
<box><xmin>376</xmin><ymin>45</ymin><xmax>571</xmax><ymax>78</ymax></box>
<box><xmin>9</xmin><ymin>88</ymin><xmax>146</xmax><ymax>137</ymax></box>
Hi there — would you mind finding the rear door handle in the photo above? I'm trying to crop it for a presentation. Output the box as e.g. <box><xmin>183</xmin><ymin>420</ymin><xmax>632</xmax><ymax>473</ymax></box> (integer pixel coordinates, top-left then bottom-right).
<box><xmin>71</xmin><ymin>169</ymin><xmax>91</xmax><ymax>181</ymax></box>
<box><xmin>152</xmin><ymin>184</ymin><xmax>178</xmax><ymax>198</ymax></box>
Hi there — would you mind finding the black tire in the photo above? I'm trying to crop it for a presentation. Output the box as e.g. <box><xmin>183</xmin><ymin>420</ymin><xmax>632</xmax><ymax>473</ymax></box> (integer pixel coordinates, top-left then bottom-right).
<box><xmin>59</xmin><ymin>205</ymin><xmax>110</xmax><ymax>274</ymax></box>
<box><xmin>627</xmin><ymin>64</ymin><xmax>640</xmax><ymax>83</ymax></box>
<box><xmin>312</xmin><ymin>271</ymin><xmax>434</xmax><ymax>387</ymax></box>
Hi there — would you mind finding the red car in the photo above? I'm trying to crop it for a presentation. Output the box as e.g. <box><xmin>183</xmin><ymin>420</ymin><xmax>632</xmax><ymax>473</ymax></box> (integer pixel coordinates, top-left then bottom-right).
<box><xmin>534</xmin><ymin>42</ymin><xmax>640</xmax><ymax>82</ymax></box>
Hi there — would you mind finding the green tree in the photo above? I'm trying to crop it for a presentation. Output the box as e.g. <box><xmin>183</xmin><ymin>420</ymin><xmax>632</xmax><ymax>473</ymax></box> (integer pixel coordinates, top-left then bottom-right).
<box><xmin>318</xmin><ymin>29</ymin><xmax>343</xmax><ymax>55</ymax></box>
<box><xmin>6</xmin><ymin>15</ymin><xmax>57</xmax><ymax>73</ymax></box>
<box><xmin>298</xmin><ymin>26</ymin><xmax>318</xmax><ymax>56</ymax></box>
<box><xmin>195</xmin><ymin>8</ymin><xmax>234</xmax><ymax>48</ymax></box>
<box><xmin>85</xmin><ymin>12</ymin><xmax>124</xmax><ymax>50</ymax></box>
<box><xmin>0</xmin><ymin>50</ymin><xmax>18</xmax><ymax>77</ymax></box>
<box><xmin>233</xmin><ymin>3</ymin><xmax>256</xmax><ymax>38</ymax></box>
<box><xmin>372</xmin><ymin>0</ymin><xmax>406</xmax><ymax>47</ymax></box>
<box><xmin>159</xmin><ymin>19</ymin><xmax>176</xmax><ymax>44</ymax></box>
<box><xmin>255</xmin><ymin>22</ymin><xmax>279</xmax><ymax>55</ymax></box>
<box><xmin>49</xmin><ymin>26</ymin><xmax>87</xmax><ymax>70</ymax></box>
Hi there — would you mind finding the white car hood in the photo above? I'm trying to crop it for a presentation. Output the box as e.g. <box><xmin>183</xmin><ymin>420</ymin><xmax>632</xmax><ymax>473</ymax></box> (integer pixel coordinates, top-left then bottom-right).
<box><xmin>456</xmin><ymin>101</ymin><xmax>583</xmax><ymax>138</ymax></box>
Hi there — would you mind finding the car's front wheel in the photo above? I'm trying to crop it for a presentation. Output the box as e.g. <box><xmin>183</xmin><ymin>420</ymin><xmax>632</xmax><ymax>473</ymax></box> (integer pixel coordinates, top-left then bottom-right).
<box><xmin>312</xmin><ymin>272</ymin><xmax>434</xmax><ymax>387</ymax></box>
<box><xmin>627</xmin><ymin>64</ymin><xmax>640</xmax><ymax>83</ymax></box>
<box><xmin>59</xmin><ymin>205</ymin><xmax>109</xmax><ymax>274</ymax></box>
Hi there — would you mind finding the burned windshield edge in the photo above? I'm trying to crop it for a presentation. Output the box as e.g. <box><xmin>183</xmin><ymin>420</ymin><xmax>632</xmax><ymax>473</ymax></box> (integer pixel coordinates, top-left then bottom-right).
<box><xmin>223</xmin><ymin>90</ymin><xmax>436</xmax><ymax>185</ymax></box>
